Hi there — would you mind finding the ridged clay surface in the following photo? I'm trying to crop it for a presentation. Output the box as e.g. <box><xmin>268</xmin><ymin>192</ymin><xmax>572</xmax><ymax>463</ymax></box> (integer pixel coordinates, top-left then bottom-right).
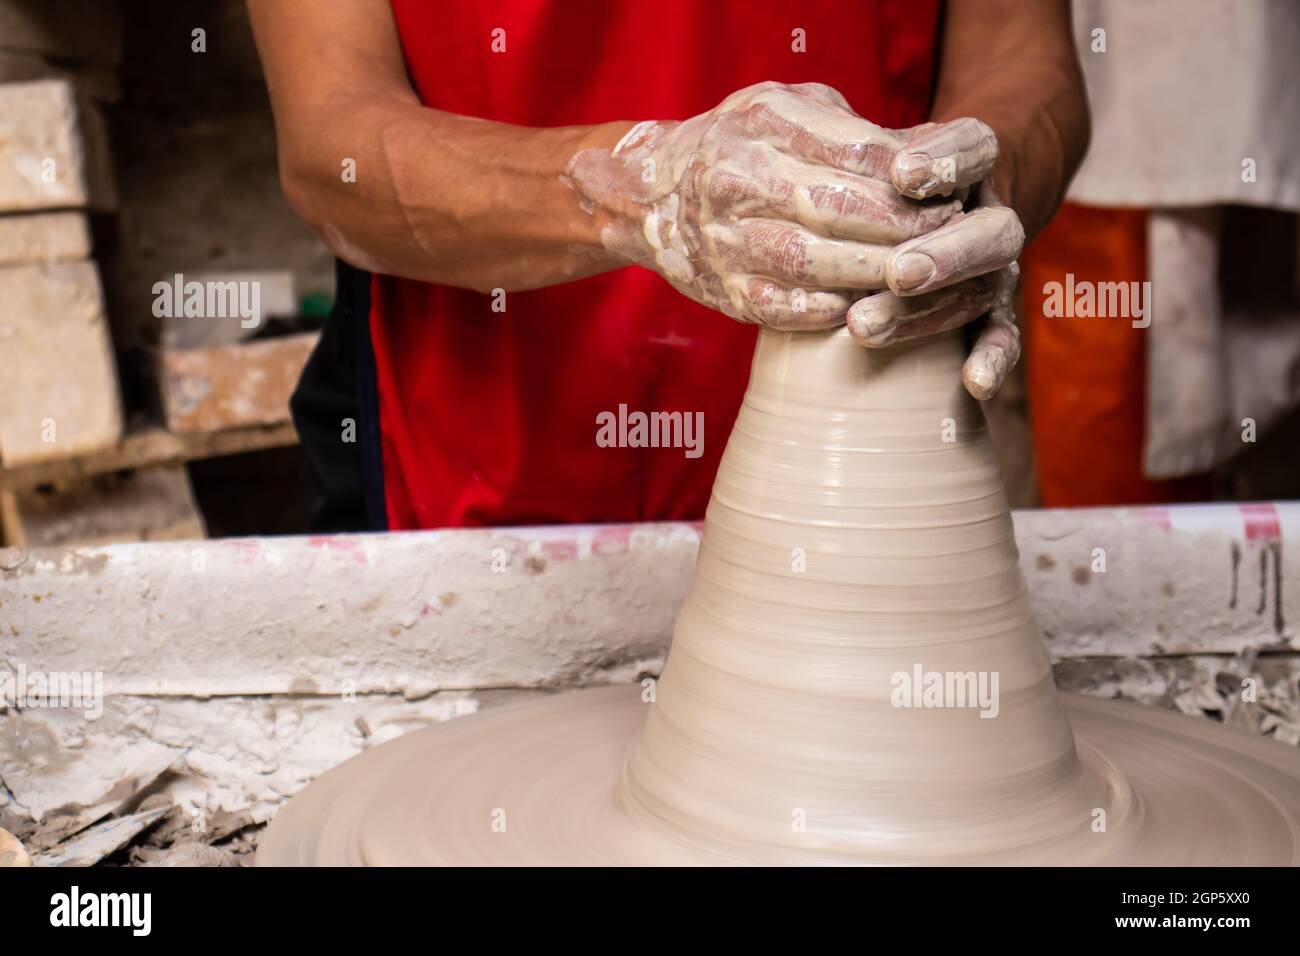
<box><xmin>260</xmin><ymin>329</ymin><xmax>1300</xmax><ymax>865</ymax></box>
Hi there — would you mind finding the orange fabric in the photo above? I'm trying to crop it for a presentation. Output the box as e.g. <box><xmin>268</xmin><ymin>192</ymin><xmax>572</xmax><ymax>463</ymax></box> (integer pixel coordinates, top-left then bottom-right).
<box><xmin>1022</xmin><ymin>203</ymin><xmax>1211</xmax><ymax>507</ymax></box>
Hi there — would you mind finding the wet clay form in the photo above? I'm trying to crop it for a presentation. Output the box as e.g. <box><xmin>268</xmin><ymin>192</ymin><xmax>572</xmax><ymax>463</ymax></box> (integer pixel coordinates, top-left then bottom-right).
<box><xmin>260</xmin><ymin>329</ymin><xmax>1300</xmax><ymax>865</ymax></box>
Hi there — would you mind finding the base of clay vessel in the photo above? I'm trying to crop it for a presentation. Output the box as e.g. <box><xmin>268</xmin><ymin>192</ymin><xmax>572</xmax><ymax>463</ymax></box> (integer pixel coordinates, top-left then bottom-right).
<box><xmin>257</xmin><ymin>684</ymin><xmax>1300</xmax><ymax>866</ymax></box>
<box><xmin>260</xmin><ymin>329</ymin><xmax>1300</xmax><ymax>865</ymax></box>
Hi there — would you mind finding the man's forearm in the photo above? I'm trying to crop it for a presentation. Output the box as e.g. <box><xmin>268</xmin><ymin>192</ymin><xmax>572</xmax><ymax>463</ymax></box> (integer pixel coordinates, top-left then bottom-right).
<box><xmin>249</xmin><ymin>0</ymin><xmax>635</xmax><ymax>291</ymax></box>
<box><xmin>278</xmin><ymin>97</ymin><xmax>635</xmax><ymax>291</ymax></box>
<box><xmin>930</xmin><ymin>0</ymin><xmax>1090</xmax><ymax>239</ymax></box>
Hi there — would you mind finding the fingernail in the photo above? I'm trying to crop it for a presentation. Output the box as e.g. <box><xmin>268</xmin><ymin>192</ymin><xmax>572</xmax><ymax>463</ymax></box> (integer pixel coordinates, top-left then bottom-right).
<box><xmin>965</xmin><ymin>363</ymin><xmax>995</xmax><ymax>399</ymax></box>
<box><xmin>893</xmin><ymin>252</ymin><xmax>936</xmax><ymax>292</ymax></box>
<box><xmin>860</xmin><ymin>305</ymin><xmax>892</xmax><ymax>336</ymax></box>
<box><xmin>894</xmin><ymin>153</ymin><xmax>933</xmax><ymax>194</ymax></box>
<box><xmin>965</xmin><ymin>349</ymin><xmax>1007</xmax><ymax>399</ymax></box>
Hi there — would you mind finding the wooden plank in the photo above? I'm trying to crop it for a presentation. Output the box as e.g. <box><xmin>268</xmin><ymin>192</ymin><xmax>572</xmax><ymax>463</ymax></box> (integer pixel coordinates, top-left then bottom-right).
<box><xmin>0</xmin><ymin>420</ymin><xmax>299</xmax><ymax>493</ymax></box>
<box><xmin>161</xmin><ymin>332</ymin><xmax>318</xmax><ymax>434</ymax></box>
<box><xmin>1</xmin><ymin>464</ymin><xmax>205</xmax><ymax>548</ymax></box>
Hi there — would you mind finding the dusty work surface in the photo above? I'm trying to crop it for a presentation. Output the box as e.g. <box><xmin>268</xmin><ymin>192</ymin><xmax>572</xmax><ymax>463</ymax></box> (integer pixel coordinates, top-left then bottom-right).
<box><xmin>3</xmin><ymin>668</ymin><xmax>1295</xmax><ymax>867</ymax></box>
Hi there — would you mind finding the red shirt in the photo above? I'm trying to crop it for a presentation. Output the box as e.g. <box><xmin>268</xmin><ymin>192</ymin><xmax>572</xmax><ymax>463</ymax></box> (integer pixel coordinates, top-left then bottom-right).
<box><xmin>375</xmin><ymin>0</ymin><xmax>940</xmax><ymax>528</ymax></box>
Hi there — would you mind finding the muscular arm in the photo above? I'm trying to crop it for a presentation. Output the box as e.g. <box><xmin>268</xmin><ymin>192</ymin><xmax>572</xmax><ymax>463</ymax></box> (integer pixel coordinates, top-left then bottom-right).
<box><xmin>931</xmin><ymin>0</ymin><xmax>1090</xmax><ymax>240</ymax></box>
<box><xmin>247</xmin><ymin>0</ymin><xmax>632</xmax><ymax>291</ymax></box>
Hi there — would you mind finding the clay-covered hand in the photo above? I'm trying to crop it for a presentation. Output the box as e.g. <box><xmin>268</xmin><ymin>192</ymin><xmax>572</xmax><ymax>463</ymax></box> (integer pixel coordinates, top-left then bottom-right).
<box><xmin>846</xmin><ymin>122</ymin><xmax>1025</xmax><ymax>399</ymax></box>
<box><xmin>564</xmin><ymin>81</ymin><xmax>1003</xmax><ymax>331</ymax></box>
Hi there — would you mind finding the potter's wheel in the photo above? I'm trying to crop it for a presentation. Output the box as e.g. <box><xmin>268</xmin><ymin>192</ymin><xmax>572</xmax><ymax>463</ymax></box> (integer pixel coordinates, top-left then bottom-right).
<box><xmin>258</xmin><ymin>685</ymin><xmax>1300</xmax><ymax>865</ymax></box>
<box><xmin>258</xmin><ymin>329</ymin><xmax>1300</xmax><ymax>866</ymax></box>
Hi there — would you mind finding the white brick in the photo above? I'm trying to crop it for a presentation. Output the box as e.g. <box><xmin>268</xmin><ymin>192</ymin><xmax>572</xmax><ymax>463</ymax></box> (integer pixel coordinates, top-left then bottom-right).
<box><xmin>0</xmin><ymin>80</ymin><xmax>88</xmax><ymax>211</ymax></box>
<box><xmin>0</xmin><ymin>260</ymin><xmax>123</xmax><ymax>465</ymax></box>
<box><xmin>0</xmin><ymin>210</ymin><xmax>90</xmax><ymax>265</ymax></box>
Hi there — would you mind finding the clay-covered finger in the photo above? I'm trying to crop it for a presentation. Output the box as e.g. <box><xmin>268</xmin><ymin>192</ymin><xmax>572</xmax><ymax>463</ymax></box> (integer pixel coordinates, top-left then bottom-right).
<box><xmin>891</xmin><ymin>117</ymin><xmax>999</xmax><ymax>199</ymax></box>
<box><xmin>777</xmin><ymin>153</ymin><xmax>961</xmax><ymax>243</ymax></box>
<box><xmin>726</xmin><ymin>87</ymin><xmax>905</xmax><ymax>180</ymax></box>
<box><xmin>884</xmin><ymin>206</ymin><xmax>1024</xmax><ymax>297</ymax></box>
<box><xmin>962</xmin><ymin>318</ymin><xmax>1021</xmax><ymax>400</ymax></box>
<box><xmin>705</xmin><ymin>219</ymin><xmax>891</xmax><ymax>289</ymax></box>
<box><xmin>734</xmin><ymin>277</ymin><xmax>851</xmax><ymax>330</ymax></box>
<box><xmin>961</xmin><ymin>263</ymin><xmax>1021</xmax><ymax>399</ymax></box>
<box><xmin>846</xmin><ymin>271</ymin><xmax>1001</xmax><ymax>348</ymax></box>
<box><xmin>784</xmin><ymin>81</ymin><xmax>854</xmax><ymax>111</ymax></box>
<box><xmin>708</xmin><ymin>158</ymin><xmax>961</xmax><ymax>245</ymax></box>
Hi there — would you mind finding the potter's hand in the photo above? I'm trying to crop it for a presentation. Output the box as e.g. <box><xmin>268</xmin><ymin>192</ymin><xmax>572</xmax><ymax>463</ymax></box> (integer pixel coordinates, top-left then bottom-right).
<box><xmin>564</xmin><ymin>82</ymin><xmax>999</xmax><ymax>330</ymax></box>
<box><xmin>847</xmin><ymin>125</ymin><xmax>1026</xmax><ymax>400</ymax></box>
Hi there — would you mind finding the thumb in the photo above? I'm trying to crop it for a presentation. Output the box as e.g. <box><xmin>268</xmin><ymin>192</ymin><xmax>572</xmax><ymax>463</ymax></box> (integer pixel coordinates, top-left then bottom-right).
<box><xmin>565</xmin><ymin>145</ymin><xmax>654</xmax><ymax>211</ymax></box>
